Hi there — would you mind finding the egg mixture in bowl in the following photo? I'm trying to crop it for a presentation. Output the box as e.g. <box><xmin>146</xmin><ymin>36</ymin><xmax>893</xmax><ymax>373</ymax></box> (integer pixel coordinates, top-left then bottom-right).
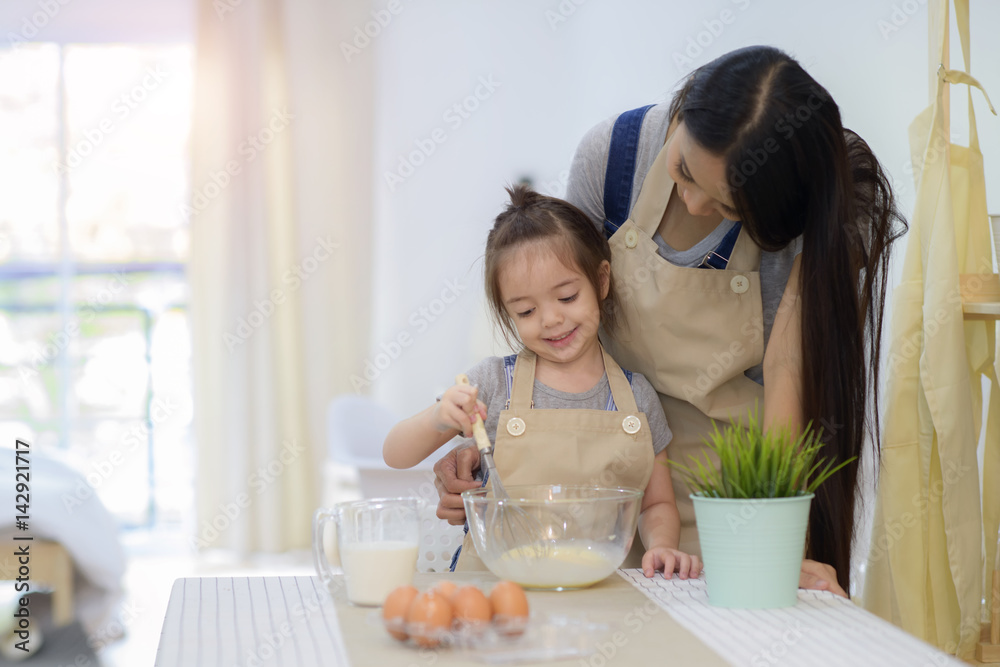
<box><xmin>461</xmin><ymin>485</ymin><xmax>644</xmax><ymax>590</ymax></box>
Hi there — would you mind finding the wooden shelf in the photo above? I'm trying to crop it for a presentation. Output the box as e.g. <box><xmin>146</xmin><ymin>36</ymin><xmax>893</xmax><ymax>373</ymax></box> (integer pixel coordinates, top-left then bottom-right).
<box><xmin>961</xmin><ymin>274</ymin><xmax>1000</xmax><ymax>321</ymax></box>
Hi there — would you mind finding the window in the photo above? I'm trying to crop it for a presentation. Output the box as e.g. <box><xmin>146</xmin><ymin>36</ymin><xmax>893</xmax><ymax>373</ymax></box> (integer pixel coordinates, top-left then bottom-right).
<box><xmin>0</xmin><ymin>42</ymin><xmax>194</xmax><ymax>527</ymax></box>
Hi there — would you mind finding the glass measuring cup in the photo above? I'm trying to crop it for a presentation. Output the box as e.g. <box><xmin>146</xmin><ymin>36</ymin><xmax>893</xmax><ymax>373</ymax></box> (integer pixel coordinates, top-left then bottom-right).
<box><xmin>312</xmin><ymin>497</ymin><xmax>424</xmax><ymax>606</ymax></box>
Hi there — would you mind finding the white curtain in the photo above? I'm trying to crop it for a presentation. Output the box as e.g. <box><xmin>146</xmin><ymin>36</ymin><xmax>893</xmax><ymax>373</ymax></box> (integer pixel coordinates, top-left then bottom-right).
<box><xmin>189</xmin><ymin>0</ymin><xmax>375</xmax><ymax>552</ymax></box>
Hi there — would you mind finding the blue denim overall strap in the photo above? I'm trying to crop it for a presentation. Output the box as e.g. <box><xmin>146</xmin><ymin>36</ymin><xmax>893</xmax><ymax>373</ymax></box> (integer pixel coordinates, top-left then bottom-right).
<box><xmin>698</xmin><ymin>221</ymin><xmax>743</xmax><ymax>270</ymax></box>
<box><xmin>502</xmin><ymin>353</ymin><xmax>517</xmax><ymax>406</ymax></box>
<box><xmin>603</xmin><ymin>105</ymin><xmax>655</xmax><ymax>240</ymax></box>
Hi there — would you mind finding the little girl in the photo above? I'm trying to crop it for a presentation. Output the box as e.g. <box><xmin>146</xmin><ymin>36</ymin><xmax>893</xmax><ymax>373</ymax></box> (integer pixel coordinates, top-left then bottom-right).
<box><xmin>383</xmin><ymin>184</ymin><xmax>700</xmax><ymax>580</ymax></box>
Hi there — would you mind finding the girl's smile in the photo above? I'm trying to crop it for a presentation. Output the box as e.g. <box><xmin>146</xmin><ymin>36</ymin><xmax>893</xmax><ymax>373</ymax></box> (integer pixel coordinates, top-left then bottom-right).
<box><xmin>543</xmin><ymin>326</ymin><xmax>578</xmax><ymax>348</ymax></box>
<box><xmin>498</xmin><ymin>240</ymin><xmax>609</xmax><ymax>389</ymax></box>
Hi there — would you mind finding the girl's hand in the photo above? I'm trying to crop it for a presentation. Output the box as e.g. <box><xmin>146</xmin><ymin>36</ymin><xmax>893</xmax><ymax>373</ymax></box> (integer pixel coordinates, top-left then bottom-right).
<box><xmin>432</xmin><ymin>384</ymin><xmax>487</xmax><ymax>437</ymax></box>
<box><xmin>642</xmin><ymin>547</ymin><xmax>702</xmax><ymax>580</ymax></box>
<box><xmin>799</xmin><ymin>559</ymin><xmax>847</xmax><ymax>598</ymax></box>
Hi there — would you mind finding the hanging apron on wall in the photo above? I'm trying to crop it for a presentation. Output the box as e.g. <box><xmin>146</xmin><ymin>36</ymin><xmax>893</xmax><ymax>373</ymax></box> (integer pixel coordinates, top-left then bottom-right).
<box><xmin>454</xmin><ymin>346</ymin><xmax>655</xmax><ymax>571</ymax></box>
<box><xmin>600</xmin><ymin>106</ymin><xmax>766</xmax><ymax>557</ymax></box>
<box><xmin>862</xmin><ymin>0</ymin><xmax>999</xmax><ymax>657</ymax></box>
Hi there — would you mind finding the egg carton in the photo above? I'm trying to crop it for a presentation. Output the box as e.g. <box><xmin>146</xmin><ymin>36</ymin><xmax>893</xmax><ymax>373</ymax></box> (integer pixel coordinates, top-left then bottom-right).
<box><xmin>374</xmin><ymin>612</ymin><xmax>612</xmax><ymax>663</ymax></box>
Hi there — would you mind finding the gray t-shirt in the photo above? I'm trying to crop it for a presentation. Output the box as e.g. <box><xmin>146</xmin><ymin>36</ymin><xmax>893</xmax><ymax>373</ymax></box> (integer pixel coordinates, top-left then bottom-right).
<box><xmin>451</xmin><ymin>356</ymin><xmax>672</xmax><ymax>458</ymax></box>
<box><xmin>565</xmin><ymin>103</ymin><xmax>802</xmax><ymax>384</ymax></box>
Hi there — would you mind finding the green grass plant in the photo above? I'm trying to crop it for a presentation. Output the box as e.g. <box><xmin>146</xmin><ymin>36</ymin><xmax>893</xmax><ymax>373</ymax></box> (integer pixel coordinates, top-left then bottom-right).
<box><xmin>671</xmin><ymin>411</ymin><xmax>855</xmax><ymax>499</ymax></box>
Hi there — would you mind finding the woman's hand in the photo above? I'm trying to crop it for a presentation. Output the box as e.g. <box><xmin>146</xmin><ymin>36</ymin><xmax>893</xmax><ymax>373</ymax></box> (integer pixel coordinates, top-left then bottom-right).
<box><xmin>432</xmin><ymin>445</ymin><xmax>482</xmax><ymax>524</ymax></box>
<box><xmin>799</xmin><ymin>559</ymin><xmax>847</xmax><ymax>598</ymax></box>
<box><xmin>642</xmin><ymin>547</ymin><xmax>702</xmax><ymax>580</ymax></box>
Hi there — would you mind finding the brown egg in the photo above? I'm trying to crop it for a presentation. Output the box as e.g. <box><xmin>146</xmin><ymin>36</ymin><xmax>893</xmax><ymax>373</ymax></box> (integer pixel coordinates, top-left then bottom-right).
<box><xmin>434</xmin><ymin>580</ymin><xmax>458</xmax><ymax>601</ymax></box>
<box><xmin>406</xmin><ymin>590</ymin><xmax>453</xmax><ymax>648</ymax></box>
<box><xmin>489</xmin><ymin>581</ymin><xmax>529</xmax><ymax>637</ymax></box>
<box><xmin>382</xmin><ymin>585</ymin><xmax>419</xmax><ymax>641</ymax></box>
<box><xmin>451</xmin><ymin>586</ymin><xmax>492</xmax><ymax>629</ymax></box>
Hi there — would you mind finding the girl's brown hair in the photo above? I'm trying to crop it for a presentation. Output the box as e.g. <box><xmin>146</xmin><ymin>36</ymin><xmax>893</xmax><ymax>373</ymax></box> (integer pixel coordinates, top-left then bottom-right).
<box><xmin>484</xmin><ymin>184</ymin><xmax>619</xmax><ymax>349</ymax></box>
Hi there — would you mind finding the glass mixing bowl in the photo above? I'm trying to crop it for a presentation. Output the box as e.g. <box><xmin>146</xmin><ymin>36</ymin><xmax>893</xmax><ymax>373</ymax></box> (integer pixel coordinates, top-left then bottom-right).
<box><xmin>461</xmin><ymin>485</ymin><xmax>644</xmax><ymax>591</ymax></box>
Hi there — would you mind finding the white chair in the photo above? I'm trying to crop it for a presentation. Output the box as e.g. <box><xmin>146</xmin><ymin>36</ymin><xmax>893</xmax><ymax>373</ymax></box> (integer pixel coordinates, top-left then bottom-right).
<box><xmin>326</xmin><ymin>395</ymin><xmax>465</xmax><ymax>573</ymax></box>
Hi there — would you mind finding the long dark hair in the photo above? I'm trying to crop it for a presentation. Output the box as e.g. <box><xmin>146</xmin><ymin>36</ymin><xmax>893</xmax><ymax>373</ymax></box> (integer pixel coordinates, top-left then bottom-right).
<box><xmin>669</xmin><ymin>46</ymin><xmax>906</xmax><ymax>593</ymax></box>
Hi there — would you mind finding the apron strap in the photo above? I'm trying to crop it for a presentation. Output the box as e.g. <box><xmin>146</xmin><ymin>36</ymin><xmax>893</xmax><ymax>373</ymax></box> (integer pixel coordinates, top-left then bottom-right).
<box><xmin>603</xmin><ymin>104</ymin><xmax>655</xmax><ymax>240</ymax></box>
<box><xmin>604</xmin><ymin>109</ymin><xmax>763</xmax><ymax>276</ymax></box>
<box><xmin>509</xmin><ymin>351</ymin><xmax>630</xmax><ymax>411</ymax></box>
<box><xmin>508</xmin><ymin>350</ymin><xmax>538</xmax><ymax>410</ymax></box>
<box><xmin>630</xmin><ymin>129</ymin><xmax>761</xmax><ymax>272</ymax></box>
<box><xmin>601</xmin><ymin>346</ymin><xmax>640</xmax><ymax>414</ymax></box>
<box><xmin>605</xmin><ymin>369</ymin><xmax>635</xmax><ymax>410</ymax></box>
<box><xmin>605</xmin><ymin>369</ymin><xmax>633</xmax><ymax>410</ymax></box>
<box><xmin>726</xmin><ymin>222</ymin><xmax>762</xmax><ymax>272</ymax></box>
<box><xmin>630</xmin><ymin>130</ymin><xmax>677</xmax><ymax>236</ymax></box>
<box><xmin>509</xmin><ymin>346</ymin><xmax>639</xmax><ymax>413</ymax></box>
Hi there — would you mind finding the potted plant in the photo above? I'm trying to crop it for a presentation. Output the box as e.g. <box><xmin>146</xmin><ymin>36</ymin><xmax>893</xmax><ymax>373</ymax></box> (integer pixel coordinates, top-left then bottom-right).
<box><xmin>672</xmin><ymin>412</ymin><xmax>854</xmax><ymax>609</ymax></box>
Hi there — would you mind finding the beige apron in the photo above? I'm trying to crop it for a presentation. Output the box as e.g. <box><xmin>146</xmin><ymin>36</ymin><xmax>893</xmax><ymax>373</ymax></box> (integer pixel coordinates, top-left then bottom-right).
<box><xmin>455</xmin><ymin>345</ymin><xmax>655</xmax><ymax>570</ymax></box>
<box><xmin>602</xmin><ymin>127</ymin><xmax>765</xmax><ymax>557</ymax></box>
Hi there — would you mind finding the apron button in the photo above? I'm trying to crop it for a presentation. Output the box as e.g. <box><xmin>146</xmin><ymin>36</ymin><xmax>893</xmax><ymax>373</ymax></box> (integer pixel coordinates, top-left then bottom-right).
<box><xmin>730</xmin><ymin>275</ymin><xmax>749</xmax><ymax>294</ymax></box>
<box><xmin>622</xmin><ymin>415</ymin><xmax>641</xmax><ymax>435</ymax></box>
<box><xmin>624</xmin><ymin>229</ymin><xmax>638</xmax><ymax>249</ymax></box>
<box><xmin>506</xmin><ymin>417</ymin><xmax>526</xmax><ymax>437</ymax></box>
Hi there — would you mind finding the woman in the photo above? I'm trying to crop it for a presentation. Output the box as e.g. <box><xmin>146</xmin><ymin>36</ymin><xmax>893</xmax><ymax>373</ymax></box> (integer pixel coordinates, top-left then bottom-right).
<box><xmin>432</xmin><ymin>45</ymin><xmax>905</xmax><ymax>596</ymax></box>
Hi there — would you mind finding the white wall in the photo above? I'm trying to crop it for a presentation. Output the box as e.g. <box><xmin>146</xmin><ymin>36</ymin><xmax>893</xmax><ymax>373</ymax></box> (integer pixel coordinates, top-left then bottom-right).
<box><xmin>364</xmin><ymin>0</ymin><xmax>1000</xmax><ymax>417</ymax></box>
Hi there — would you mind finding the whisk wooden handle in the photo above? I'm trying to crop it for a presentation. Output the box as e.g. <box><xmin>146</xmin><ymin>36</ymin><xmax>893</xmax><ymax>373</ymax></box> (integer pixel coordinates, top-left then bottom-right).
<box><xmin>455</xmin><ymin>374</ymin><xmax>492</xmax><ymax>454</ymax></box>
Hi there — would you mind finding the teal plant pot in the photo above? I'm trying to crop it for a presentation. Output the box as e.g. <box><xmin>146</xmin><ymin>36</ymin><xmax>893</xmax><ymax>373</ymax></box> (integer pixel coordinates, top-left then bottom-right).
<box><xmin>691</xmin><ymin>493</ymin><xmax>813</xmax><ymax>609</ymax></box>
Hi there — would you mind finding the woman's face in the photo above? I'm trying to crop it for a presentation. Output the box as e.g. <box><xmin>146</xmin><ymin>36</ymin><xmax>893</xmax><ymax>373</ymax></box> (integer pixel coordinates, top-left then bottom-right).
<box><xmin>666</xmin><ymin>121</ymin><xmax>740</xmax><ymax>221</ymax></box>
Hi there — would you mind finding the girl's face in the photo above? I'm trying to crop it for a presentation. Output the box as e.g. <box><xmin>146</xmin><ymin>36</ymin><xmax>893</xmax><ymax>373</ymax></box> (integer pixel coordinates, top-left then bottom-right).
<box><xmin>498</xmin><ymin>241</ymin><xmax>609</xmax><ymax>368</ymax></box>
<box><xmin>666</xmin><ymin>121</ymin><xmax>741</xmax><ymax>221</ymax></box>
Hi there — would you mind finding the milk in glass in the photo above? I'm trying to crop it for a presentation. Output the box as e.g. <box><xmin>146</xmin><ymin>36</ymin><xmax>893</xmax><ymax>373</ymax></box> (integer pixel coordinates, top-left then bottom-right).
<box><xmin>341</xmin><ymin>541</ymin><xmax>419</xmax><ymax>605</ymax></box>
